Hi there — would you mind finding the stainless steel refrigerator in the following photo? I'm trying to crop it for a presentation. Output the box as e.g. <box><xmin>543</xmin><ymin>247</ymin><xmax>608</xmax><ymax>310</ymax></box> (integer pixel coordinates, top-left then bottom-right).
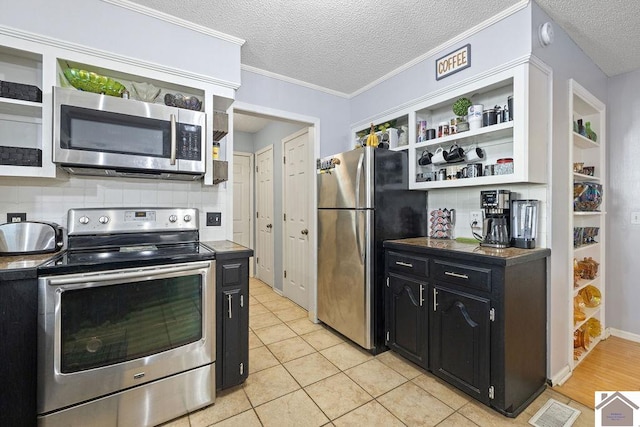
<box><xmin>317</xmin><ymin>147</ymin><xmax>426</xmax><ymax>352</ymax></box>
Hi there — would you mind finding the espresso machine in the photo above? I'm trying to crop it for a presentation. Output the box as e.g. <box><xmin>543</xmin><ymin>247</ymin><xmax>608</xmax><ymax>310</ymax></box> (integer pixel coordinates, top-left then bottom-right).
<box><xmin>480</xmin><ymin>190</ymin><xmax>511</xmax><ymax>248</ymax></box>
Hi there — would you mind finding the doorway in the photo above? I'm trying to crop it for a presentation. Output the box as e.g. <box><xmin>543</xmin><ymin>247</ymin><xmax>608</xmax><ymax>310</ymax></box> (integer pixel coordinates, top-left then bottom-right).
<box><xmin>231</xmin><ymin>103</ymin><xmax>320</xmax><ymax>320</ymax></box>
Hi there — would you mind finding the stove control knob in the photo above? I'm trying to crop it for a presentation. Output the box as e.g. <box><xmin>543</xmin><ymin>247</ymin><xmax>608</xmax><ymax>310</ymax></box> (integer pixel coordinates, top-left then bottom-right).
<box><xmin>98</xmin><ymin>216</ymin><xmax>110</xmax><ymax>224</ymax></box>
<box><xmin>184</xmin><ymin>214</ymin><xmax>192</xmax><ymax>222</ymax></box>
<box><xmin>79</xmin><ymin>216</ymin><xmax>90</xmax><ymax>225</ymax></box>
<box><xmin>169</xmin><ymin>215</ymin><xmax>178</xmax><ymax>223</ymax></box>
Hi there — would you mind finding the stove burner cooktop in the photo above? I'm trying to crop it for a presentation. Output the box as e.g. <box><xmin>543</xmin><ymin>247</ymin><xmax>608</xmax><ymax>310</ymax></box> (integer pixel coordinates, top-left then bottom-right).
<box><xmin>37</xmin><ymin>207</ymin><xmax>216</xmax><ymax>275</ymax></box>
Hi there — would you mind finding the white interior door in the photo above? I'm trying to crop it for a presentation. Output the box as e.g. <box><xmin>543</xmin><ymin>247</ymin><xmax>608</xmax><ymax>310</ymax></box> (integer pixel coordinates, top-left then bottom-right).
<box><xmin>256</xmin><ymin>145</ymin><xmax>275</xmax><ymax>287</ymax></box>
<box><xmin>283</xmin><ymin>128</ymin><xmax>311</xmax><ymax>309</ymax></box>
<box><xmin>233</xmin><ymin>152</ymin><xmax>254</xmax><ymax>276</ymax></box>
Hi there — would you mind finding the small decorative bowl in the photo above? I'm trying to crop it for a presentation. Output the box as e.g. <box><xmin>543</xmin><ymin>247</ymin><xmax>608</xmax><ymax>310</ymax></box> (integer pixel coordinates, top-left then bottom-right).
<box><xmin>130</xmin><ymin>82</ymin><xmax>162</xmax><ymax>103</ymax></box>
<box><xmin>164</xmin><ymin>93</ymin><xmax>202</xmax><ymax>111</ymax></box>
<box><xmin>573</xmin><ymin>182</ymin><xmax>602</xmax><ymax>211</ymax></box>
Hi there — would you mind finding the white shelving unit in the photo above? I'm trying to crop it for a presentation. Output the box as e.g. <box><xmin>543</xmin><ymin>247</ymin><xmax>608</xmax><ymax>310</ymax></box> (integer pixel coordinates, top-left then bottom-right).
<box><xmin>351</xmin><ymin>60</ymin><xmax>551</xmax><ymax>190</ymax></box>
<box><xmin>0</xmin><ymin>42</ymin><xmax>55</xmax><ymax>177</ymax></box>
<box><xmin>569</xmin><ymin>79</ymin><xmax>606</xmax><ymax>368</ymax></box>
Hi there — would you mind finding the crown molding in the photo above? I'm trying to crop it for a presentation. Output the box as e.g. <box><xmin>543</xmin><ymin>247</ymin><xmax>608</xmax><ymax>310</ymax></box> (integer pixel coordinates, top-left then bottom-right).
<box><xmin>101</xmin><ymin>0</ymin><xmax>245</xmax><ymax>46</ymax></box>
<box><xmin>0</xmin><ymin>25</ymin><xmax>240</xmax><ymax>90</ymax></box>
<box><xmin>240</xmin><ymin>64</ymin><xmax>349</xmax><ymax>99</ymax></box>
<box><xmin>351</xmin><ymin>54</ymin><xmax>535</xmax><ymax>130</ymax></box>
<box><xmin>348</xmin><ymin>0</ymin><xmax>530</xmax><ymax>98</ymax></box>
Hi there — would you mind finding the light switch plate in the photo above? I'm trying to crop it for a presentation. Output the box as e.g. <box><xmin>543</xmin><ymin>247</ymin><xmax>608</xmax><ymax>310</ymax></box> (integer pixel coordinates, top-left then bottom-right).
<box><xmin>631</xmin><ymin>211</ymin><xmax>640</xmax><ymax>225</ymax></box>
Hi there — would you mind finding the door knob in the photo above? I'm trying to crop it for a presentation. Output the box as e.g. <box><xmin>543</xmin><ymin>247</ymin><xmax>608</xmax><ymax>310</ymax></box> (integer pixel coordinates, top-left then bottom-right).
<box><xmin>301</xmin><ymin>229</ymin><xmax>308</xmax><ymax>235</ymax></box>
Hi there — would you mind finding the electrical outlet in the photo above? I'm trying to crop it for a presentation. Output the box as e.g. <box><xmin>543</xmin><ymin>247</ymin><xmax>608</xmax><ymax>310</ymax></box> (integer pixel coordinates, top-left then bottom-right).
<box><xmin>206</xmin><ymin>212</ymin><xmax>222</xmax><ymax>226</ymax></box>
<box><xmin>470</xmin><ymin>210</ymin><xmax>482</xmax><ymax>227</ymax></box>
<box><xmin>7</xmin><ymin>213</ymin><xmax>26</xmax><ymax>223</ymax></box>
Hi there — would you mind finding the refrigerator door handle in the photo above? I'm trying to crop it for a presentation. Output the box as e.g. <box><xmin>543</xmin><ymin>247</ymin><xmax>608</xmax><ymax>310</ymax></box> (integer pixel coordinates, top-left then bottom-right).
<box><xmin>355</xmin><ymin>152</ymin><xmax>364</xmax><ymax>209</ymax></box>
<box><xmin>355</xmin><ymin>210</ymin><xmax>364</xmax><ymax>265</ymax></box>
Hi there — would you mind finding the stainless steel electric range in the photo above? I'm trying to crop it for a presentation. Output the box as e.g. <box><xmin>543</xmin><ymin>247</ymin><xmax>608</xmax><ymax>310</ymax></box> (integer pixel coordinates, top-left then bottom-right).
<box><xmin>37</xmin><ymin>207</ymin><xmax>216</xmax><ymax>427</ymax></box>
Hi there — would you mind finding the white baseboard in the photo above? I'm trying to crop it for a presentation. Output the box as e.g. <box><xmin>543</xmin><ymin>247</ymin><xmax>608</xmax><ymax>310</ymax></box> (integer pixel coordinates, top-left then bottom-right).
<box><xmin>608</xmin><ymin>327</ymin><xmax>640</xmax><ymax>343</ymax></box>
<box><xmin>549</xmin><ymin>365</ymin><xmax>572</xmax><ymax>387</ymax></box>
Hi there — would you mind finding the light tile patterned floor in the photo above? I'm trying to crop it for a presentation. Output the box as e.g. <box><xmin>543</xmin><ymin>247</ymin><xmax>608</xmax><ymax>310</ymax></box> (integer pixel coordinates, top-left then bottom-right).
<box><xmin>163</xmin><ymin>278</ymin><xmax>594</xmax><ymax>427</ymax></box>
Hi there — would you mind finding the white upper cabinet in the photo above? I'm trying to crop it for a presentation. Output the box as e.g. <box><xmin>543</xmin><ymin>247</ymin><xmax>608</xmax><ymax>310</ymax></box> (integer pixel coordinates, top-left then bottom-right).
<box><xmin>352</xmin><ymin>60</ymin><xmax>551</xmax><ymax>190</ymax></box>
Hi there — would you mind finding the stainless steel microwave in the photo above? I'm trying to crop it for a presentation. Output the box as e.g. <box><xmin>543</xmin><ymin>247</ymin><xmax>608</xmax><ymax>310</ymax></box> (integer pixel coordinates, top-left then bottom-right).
<box><xmin>53</xmin><ymin>86</ymin><xmax>206</xmax><ymax>180</ymax></box>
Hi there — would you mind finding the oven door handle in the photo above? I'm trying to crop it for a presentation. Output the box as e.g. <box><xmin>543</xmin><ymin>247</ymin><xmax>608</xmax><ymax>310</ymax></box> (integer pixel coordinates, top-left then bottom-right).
<box><xmin>46</xmin><ymin>261</ymin><xmax>212</xmax><ymax>286</ymax></box>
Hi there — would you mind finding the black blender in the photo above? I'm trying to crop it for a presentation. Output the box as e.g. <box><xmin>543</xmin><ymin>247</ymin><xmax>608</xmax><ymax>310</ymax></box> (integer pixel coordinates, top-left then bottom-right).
<box><xmin>480</xmin><ymin>190</ymin><xmax>511</xmax><ymax>248</ymax></box>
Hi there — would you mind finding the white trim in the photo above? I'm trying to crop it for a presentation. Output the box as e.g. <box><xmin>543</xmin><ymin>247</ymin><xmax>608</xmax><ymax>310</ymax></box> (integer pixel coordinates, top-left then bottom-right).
<box><xmin>549</xmin><ymin>365</ymin><xmax>572</xmax><ymax>387</ymax></box>
<box><xmin>609</xmin><ymin>328</ymin><xmax>640</xmax><ymax>343</ymax></box>
<box><xmin>351</xmin><ymin>54</ymin><xmax>534</xmax><ymax>130</ymax></box>
<box><xmin>241</xmin><ymin>64</ymin><xmax>349</xmax><ymax>99</ymax></box>
<box><xmin>101</xmin><ymin>0</ymin><xmax>245</xmax><ymax>46</ymax></box>
<box><xmin>348</xmin><ymin>0</ymin><xmax>530</xmax><ymax>98</ymax></box>
<box><xmin>233</xmin><ymin>151</ymin><xmax>255</xmax><ymax>277</ymax></box>
<box><xmin>0</xmin><ymin>25</ymin><xmax>240</xmax><ymax>90</ymax></box>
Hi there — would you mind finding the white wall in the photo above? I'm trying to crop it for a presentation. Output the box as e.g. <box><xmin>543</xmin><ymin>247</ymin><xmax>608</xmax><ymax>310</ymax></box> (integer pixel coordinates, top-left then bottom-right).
<box><xmin>606</xmin><ymin>69</ymin><xmax>640</xmax><ymax>337</ymax></box>
<box><xmin>234</xmin><ymin>131</ymin><xmax>255</xmax><ymax>153</ymax></box>
<box><xmin>236</xmin><ymin>70</ymin><xmax>350</xmax><ymax>157</ymax></box>
<box><xmin>349</xmin><ymin>7</ymin><xmax>531</xmax><ymax>124</ymax></box>
<box><xmin>531</xmin><ymin>2</ymin><xmax>608</xmax><ymax>382</ymax></box>
<box><xmin>0</xmin><ymin>0</ymin><xmax>241</xmax><ymax>87</ymax></box>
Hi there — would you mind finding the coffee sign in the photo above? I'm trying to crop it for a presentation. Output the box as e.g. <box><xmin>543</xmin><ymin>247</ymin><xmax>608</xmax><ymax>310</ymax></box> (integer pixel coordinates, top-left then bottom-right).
<box><xmin>436</xmin><ymin>44</ymin><xmax>471</xmax><ymax>80</ymax></box>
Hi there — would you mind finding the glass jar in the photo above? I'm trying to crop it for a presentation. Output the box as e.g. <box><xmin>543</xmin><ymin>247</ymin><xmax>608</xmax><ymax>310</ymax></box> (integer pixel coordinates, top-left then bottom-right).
<box><xmin>495</xmin><ymin>158</ymin><xmax>513</xmax><ymax>175</ymax></box>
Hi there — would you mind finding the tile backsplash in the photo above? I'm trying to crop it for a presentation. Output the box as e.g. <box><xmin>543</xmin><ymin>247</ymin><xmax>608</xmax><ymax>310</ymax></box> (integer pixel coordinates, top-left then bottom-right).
<box><xmin>0</xmin><ymin>174</ymin><xmax>229</xmax><ymax>242</ymax></box>
<box><xmin>427</xmin><ymin>183</ymin><xmax>549</xmax><ymax>247</ymax></box>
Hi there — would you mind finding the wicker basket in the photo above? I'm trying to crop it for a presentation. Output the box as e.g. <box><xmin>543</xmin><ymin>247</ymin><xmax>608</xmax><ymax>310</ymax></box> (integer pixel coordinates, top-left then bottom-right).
<box><xmin>0</xmin><ymin>81</ymin><xmax>42</xmax><ymax>103</ymax></box>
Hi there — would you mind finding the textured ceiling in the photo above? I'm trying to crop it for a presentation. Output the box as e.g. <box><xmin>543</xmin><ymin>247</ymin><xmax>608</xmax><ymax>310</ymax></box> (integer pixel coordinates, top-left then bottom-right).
<box><xmin>126</xmin><ymin>0</ymin><xmax>638</xmax><ymax>97</ymax></box>
<box><xmin>126</xmin><ymin>0</ymin><xmax>640</xmax><ymax>132</ymax></box>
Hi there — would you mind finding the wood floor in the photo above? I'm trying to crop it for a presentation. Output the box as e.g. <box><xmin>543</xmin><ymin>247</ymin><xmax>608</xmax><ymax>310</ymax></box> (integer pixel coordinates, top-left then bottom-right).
<box><xmin>554</xmin><ymin>336</ymin><xmax>640</xmax><ymax>408</ymax></box>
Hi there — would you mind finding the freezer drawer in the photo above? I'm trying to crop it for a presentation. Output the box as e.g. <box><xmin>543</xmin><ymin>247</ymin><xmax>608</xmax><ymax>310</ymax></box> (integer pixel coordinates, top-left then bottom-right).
<box><xmin>317</xmin><ymin>208</ymin><xmax>373</xmax><ymax>349</ymax></box>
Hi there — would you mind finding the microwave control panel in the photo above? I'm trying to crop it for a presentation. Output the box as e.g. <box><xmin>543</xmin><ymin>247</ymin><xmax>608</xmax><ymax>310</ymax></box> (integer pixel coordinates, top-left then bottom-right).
<box><xmin>178</xmin><ymin>124</ymin><xmax>202</xmax><ymax>161</ymax></box>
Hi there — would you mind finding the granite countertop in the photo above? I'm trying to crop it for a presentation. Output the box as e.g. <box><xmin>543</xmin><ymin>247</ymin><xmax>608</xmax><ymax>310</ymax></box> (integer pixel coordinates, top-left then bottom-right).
<box><xmin>0</xmin><ymin>252</ymin><xmax>59</xmax><ymax>280</ymax></box>
<box><xmin>384</xmin><ymin>237</ymin><xmax>551</xmax><ymax>266</ymax></box>
<box><xmin>201</xmin><ymin>240</ymin><xmax>254</xmax><ymax>259</ymax></box>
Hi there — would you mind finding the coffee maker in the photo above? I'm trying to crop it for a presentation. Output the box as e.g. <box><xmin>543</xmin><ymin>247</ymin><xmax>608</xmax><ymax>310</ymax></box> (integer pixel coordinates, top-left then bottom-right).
<box><xmin>480</xmin><ymin>190</ymin><xmax>511</xmax><ymax>248</ymax></box>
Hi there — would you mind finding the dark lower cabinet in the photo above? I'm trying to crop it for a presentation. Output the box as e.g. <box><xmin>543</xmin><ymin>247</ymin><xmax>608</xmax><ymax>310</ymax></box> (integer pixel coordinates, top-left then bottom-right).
<box><xmin>216</xmin><ymin>257</ymin><xmax>249</xmax><ymax>390</ymax></box>
<box><xmin>0</xmin><ymin>277</ymin><xmax>37</xmax><ymax>427</ymax></box>
<box><xmin>385</xmin><ymin>273</ymin><xmax>427</xmax><ymax>367</ymax></box>
<box><xmin>430</xmin><ymin>286</ymin><xmax>490</xmax><ymax>405</ymax></box>
<box><xmin>383</xmin><ymin>242</ymin><xmax>549</xmax><ymax>417</ymax></box>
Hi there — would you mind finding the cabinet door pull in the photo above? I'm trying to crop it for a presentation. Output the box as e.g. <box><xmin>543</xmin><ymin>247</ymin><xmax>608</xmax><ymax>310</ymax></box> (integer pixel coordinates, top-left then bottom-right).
<box><xmin>433</xmin><ymin>288</ymin><xmax>438</xmax><ymax>311</ymax></box>
<box><xmin>444</xmin><ymin>271</ymin><xmax>469</xmax><ymax>279</ymax></box>
<box><xmin>420</xmin><ymin>284</ymin><xmax>424</xmax><ymax>306</ymax></box>
<box><xmin>241</xmin><ymin>295</ymin><xmax>244</xmax><ymax>308</ymax></box>
<box><xmin>395</xmin><ymin>261</ymin><xmax>413</xmax><ymax>268</ymax></box>
<box><xmin>228</xmin><ymin>294</ymin><xmax>232</xmax><ymax>318</ymax></box>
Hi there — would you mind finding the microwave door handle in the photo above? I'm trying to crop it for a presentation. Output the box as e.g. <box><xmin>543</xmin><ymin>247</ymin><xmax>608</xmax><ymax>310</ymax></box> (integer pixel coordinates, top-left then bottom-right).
<box><xmin>170</xmin><ymin>113</ymin><xmax>177</xmax><ymax>165</ymax></box>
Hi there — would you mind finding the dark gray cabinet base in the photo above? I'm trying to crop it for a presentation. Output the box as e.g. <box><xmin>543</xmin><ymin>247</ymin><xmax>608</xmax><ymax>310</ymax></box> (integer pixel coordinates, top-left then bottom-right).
<box><xmin>0</xmin><ymin>277</ymin><xmax>37</xmax><ymax>427</ymax></box>
<box><xmin>216</xmin><ymin>257</ymin><xmax>249</xmax><ymax>390</ymax></box>
<box><xmin>383</xmin><ymin>241</ymin><xmax>549</xmax><ymax>417</ymax></box>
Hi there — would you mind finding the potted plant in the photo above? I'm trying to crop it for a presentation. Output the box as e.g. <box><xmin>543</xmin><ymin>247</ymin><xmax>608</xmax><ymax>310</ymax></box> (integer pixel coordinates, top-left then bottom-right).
<box><xmin>452</xmin><ymin>97</ymin><xmax>472</xmax><ymax>132</ymax></box>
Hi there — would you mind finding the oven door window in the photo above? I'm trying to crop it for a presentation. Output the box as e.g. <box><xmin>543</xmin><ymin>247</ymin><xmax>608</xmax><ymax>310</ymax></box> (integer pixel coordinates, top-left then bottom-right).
<box><xmin>59</xmin><ymin>275</ymin><xmax>202</xmax><ymax>373</ymax></box>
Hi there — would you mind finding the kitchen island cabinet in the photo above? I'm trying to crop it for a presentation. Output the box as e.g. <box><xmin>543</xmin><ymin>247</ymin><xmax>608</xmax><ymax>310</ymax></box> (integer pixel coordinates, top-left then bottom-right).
<box><xmin>202</xmin><ymin>241</ymin><xmax>253</xmax><ymax>390</ymax></box>
<box><xmin>383</xmin><ymin>238</ymin><xmax>550</xmax><ymax>417</ymax></box>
